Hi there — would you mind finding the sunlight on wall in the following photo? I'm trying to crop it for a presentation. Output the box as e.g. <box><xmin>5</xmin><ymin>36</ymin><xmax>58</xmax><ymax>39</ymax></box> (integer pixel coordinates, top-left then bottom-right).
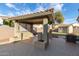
<box><xmin>0</xmin><ymin>18</ymin><xmax>3</xmax><ymax>25</ymax></box>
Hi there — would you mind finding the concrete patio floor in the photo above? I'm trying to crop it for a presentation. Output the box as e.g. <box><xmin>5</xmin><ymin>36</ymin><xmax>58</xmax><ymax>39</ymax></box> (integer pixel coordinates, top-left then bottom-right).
<box><xmin>0</xmin><ymin>37</ymin><xmax>79</xmax><ymax>56</ymax></box>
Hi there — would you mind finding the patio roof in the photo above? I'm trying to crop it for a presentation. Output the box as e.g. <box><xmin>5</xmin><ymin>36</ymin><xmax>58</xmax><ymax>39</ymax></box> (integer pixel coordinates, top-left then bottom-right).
<box><xmin>0</xmin><ymin>16</ymin><xmax>10</xmax><ymax>20</ymax></box>
<box><xmin>9</xmin><ymin>8</ymin><xmax>54</xmax><ymax>24</ymax></box>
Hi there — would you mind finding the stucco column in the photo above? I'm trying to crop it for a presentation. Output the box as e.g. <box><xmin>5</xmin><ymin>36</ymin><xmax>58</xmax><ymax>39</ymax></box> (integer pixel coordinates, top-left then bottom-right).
<box><xmin>14</xmin><ymin>21</ymin><xmax>20</xmax><ymax>36</ymax></box>
<box><xmin>10</xmin><ymin>21</ymin><xmax>21</xmax><ymax>42</ymax></box>
<box><xmin>42</xmin><ymin>18</ymin><xmax>48</xmax><ymax>44</ymax></box>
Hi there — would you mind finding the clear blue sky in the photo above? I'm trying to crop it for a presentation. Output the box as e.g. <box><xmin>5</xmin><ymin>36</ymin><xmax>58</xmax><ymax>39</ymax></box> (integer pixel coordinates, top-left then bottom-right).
<box><xmin>0</xmin><ymin>3</ymin><xmax>79</xmax><ymax>24</ymax></box>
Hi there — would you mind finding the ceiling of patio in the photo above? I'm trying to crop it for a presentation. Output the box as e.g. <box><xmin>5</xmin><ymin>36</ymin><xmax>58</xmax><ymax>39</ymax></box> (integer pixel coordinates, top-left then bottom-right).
<box><xmin>16</xmin><ymin>17</ymin><xmax>43</xmax><ymax>24</ymax></box>
<box><xmin>9</xmin><ymin>8</ymin><xmax>54</xmax><ymax>24</ymax></box>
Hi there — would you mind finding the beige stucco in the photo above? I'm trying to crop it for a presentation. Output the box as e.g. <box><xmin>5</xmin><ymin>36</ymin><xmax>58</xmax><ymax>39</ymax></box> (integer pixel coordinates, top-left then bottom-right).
<box><xmin>10</xmin><ymin>21</ymin><xmax>34</xmax><ymax>43</ymax></box>
<box><xmin>68</xmin><ymin>25</ymin><xmax>73</xmax><ymax>34</ymax></box>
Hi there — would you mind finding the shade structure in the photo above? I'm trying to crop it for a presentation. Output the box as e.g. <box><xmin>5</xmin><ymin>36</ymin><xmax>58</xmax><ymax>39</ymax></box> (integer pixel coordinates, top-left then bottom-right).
<box><xmin>8</xmin><ymin>8</ymin><xmax>54</xmax><ymax>24</ymax></box>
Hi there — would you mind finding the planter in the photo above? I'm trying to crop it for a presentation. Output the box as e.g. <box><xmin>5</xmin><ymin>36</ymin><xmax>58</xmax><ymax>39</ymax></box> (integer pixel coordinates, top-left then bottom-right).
<box><xmin>34</xmin><ymin>40</ymin><xmax>47</xmax><ymax>49</ymax></box>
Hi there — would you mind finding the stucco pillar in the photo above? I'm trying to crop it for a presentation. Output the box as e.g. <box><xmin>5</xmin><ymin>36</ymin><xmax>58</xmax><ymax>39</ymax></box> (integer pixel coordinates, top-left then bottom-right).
<box><xmin>10</xmin><ymin>21</ymin><xmax>21</xmax><ymax>42</ymax></box>
<box><xmin>33</xmin><ymin>18</ymin><xmax>49</xmax><ymax>49</ymax></box>
<box><xmin>42</xmin><ymin>18</ymin><xmax>48</xmax><ymax>44</ymax></box>
<box><xmin>14</xmin><ymin>21</ymin><xmax>20</xmax><ymax>37</ymax></box>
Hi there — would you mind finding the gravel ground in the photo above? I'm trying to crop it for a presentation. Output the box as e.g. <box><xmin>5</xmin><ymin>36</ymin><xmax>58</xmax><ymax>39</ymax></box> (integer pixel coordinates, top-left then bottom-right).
<box><xmin>0</xmin><ymin>25</ymin><xmax>14</xmax><ymax>41</ymax></box>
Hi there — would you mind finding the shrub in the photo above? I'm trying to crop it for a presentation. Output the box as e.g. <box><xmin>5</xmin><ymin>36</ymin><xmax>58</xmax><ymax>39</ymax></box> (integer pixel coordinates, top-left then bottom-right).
<box><xmin>3</xmin><ymin>20</ymin><xmax>14</xmax><ymax>27</ymax></box>
<box><xmin>48</xmin><ymin>20</ymin><xmax>52</xmax><ymax>25</ymax></box>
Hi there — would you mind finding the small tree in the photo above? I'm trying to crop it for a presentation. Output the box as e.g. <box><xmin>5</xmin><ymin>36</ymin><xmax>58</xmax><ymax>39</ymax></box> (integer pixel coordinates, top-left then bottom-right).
<box><xmin>9</xmin><ymin>20</ymin><xmax>14</xmax><ymax>27</ymax></box>
<box><xmin>76</xmin><ymin>9</ymin><xmax>79</xmax><ymax>22</ymax></box>
<box><xmin>48</xmin><ymin>20</ymin><xmax>52</xmax><ymax>25</ymax></box>
<box><xmin>3</xmin><ymin>20</ymin><xmax>9</xmax><ymax>25</ymax></box>
<box><xmin>76</xmin><ymin>16</ymin><xmax>79</xmax><ymax>22</ymax></box>
<box><xmin>54</xmin><ymin>11</ymin><xmax>64</xmax><ymax>24</ymax></box>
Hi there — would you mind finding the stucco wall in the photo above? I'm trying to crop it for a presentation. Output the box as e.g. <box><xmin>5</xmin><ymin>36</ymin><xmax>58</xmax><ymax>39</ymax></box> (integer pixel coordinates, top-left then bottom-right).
<box><xmin>0</xmin><ymin>18</ymin><xmax>3</xmax><ymax>25</ymax></box>
<box><xmin>68</xmin><ymin>25</ymin><xmax>73</xmax><ymax>33</ymax></box>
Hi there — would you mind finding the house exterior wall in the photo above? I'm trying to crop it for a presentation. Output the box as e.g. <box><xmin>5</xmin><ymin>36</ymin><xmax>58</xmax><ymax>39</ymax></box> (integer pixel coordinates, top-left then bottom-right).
<box><xmin>0</xmin><ymin>18</ymin><xmax>3</xmax><ymax>25</ymax></box>
<box><xmin>57</xmin><ymin>24</ymin><xmax>79</xmax><ymax>34</ymax></box>
<box><xmin>68</xmin><ymin>25</ymin><xmax>73</xmax><ymax>34</ymax></box>
<box><xmin>58</xmin><ymin>26</ymin><xmax>68</xmax><ymax>33</ymax></box>
<box><xmin>73</xmin><ymin>26</ymin><xmax>79</xmax><ymax>34</ymax></box>
<box><xmin>33</xmin><ymin>24</ymin><xmax>43</xmax><ymax>32</ymax></box>
<box><xmin>72</xmin><ymin>23</ymin><xmax>79</xmax><ymax>27</ymax></box>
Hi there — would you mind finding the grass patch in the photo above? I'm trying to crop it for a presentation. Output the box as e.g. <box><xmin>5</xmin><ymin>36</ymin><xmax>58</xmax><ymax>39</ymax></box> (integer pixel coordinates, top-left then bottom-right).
<box><xmin>51</xmin><ymin>32</ymin><xmax>67</xmax><ymax>36</ymax></box>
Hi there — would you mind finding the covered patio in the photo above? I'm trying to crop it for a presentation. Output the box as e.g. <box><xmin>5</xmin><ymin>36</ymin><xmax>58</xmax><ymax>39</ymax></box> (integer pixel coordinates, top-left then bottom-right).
<box><xmin>8</xmin><ymin>8</ymin><xmax>54</xmax><ymax>49</ymax></box>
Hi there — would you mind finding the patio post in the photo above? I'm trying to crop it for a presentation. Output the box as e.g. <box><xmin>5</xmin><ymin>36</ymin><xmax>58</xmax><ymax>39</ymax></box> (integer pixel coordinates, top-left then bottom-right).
<box><xmin>14</xmin><ymin>21</ymin><xmax>20</xmax><ymax>37</ymax></box>
<box><xmin>42</xmin><ymin>18</ymin><xmax>49</xmax><ymax>45</ymax></box>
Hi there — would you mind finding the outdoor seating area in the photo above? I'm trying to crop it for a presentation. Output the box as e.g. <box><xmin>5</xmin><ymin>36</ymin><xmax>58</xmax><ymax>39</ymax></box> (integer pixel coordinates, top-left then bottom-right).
<box><xmin>0</xmin><ymin>8</ymin><xmax>79</xmax><ymax>49</ymax></box>
<box><xmin>0</xmin><ymin>5</ymin><xmax>79</xmax><ymax>56</ymax></box>
<box><xmin>4</xmin><ymin>8</ymin><xmax>54</xmax><ymax>49</ymax></box>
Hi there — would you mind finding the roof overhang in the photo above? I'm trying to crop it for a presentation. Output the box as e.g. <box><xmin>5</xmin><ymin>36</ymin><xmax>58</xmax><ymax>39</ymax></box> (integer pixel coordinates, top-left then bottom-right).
<box><xmin>10</xmin><ymin>11</ymin><xmax>53</xmax><ymax>20</ymax></box>
<box><xmin>9</xmin><ymin>8</ymin><xmax>54</xmax><ymax>24</ymax></box>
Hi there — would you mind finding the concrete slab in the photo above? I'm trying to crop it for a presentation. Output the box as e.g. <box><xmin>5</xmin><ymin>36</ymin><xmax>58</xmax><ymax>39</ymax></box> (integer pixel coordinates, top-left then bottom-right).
<box><xmin>0</xmin><ymin>36</ymin><xmax>78</xmax><ymax>56</ymax></box>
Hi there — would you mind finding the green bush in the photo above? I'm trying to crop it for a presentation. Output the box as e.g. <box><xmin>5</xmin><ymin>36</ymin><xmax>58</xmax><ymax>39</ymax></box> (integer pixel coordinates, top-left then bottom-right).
<box><xmin>3</xmin><ymin>20</ymin><xmax>14</xmax><ymax>27</ymax></box>
<box><xmin>3</xmin><ymin>20</ymin><xmax>8</xmax><ymax>25</ymax></box>
<box><xmin>48</xmin><ymin>20</ymin><xmax>52</xmax><ymax>25</ymax></box>
<box><xmin>9</xmin><ymin>20</ymin><xmax>14</xmax><ymax>27</ymax></box>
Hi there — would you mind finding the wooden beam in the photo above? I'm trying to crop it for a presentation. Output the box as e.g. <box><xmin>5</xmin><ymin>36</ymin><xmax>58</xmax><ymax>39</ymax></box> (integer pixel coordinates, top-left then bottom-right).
<box><xmin>16</xmin><ymin>18</ymin><xmax>43</xmax><ymax>24</ymax></box>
